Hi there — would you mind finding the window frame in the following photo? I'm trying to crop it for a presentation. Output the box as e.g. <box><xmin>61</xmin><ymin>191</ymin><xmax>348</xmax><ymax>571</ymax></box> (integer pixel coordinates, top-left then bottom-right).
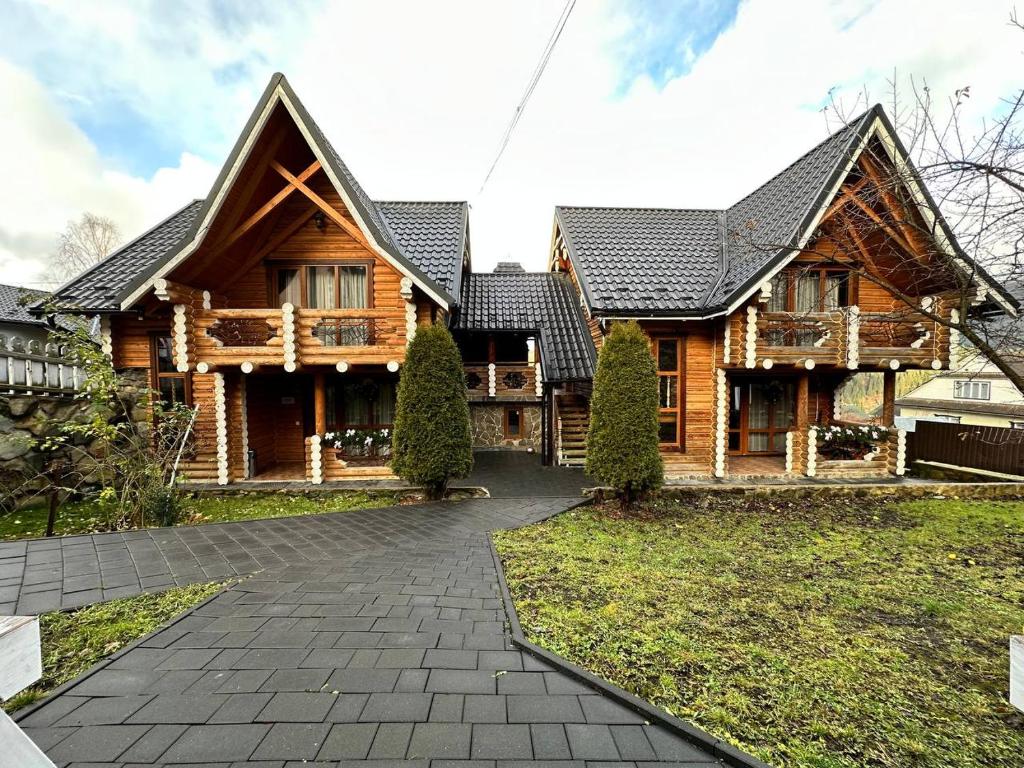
<box><xmin>267</xmin><ymin>260</ymin><xmax>374</xmax><ymax>309</ymax></box>
<box><xmin>769</xmin><ymin>266</ymin><xmax>855</xmax><ymax>313</ymax></box>
<box><xmin>149</xmin><ymin>333</ymin><xmax>192</xmax><ymax>408</ymax></box>
<box><xmin>953</xmin><ymin>380</ymin><xmax>991</xmax><ymax>401</ymax></box>
<box><xmin>503</xmin><ymin>405</ymin><xmax>525</xmax><ymax>439</ymax></box>
<box><xmin>326</xmin><ymin>374</ymin><xmax>397</xmax><ymax>431</ymax></box>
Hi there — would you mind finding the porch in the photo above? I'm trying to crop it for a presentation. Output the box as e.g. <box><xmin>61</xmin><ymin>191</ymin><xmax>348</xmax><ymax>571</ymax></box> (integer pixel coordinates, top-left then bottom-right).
<box><xmin>181</xmin><ymin>366</ymin><xmax>399</xmax><ymax>485</ymax></box>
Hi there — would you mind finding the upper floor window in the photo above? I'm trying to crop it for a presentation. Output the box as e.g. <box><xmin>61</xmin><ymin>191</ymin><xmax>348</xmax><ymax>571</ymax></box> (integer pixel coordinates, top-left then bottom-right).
<box><xmin>954</xmin><ymin>380</ymin><xmax>990</xmax><ymax>400</ymax></box>
<box><xmin>768</xmin><ymin>268</ymin><xmax>851</xmax><ymax>313</ymax></box>
<box><xmin>273</xmin><ymin>263</ymin><xmax>370</xmax><ymax>309</ymax></box>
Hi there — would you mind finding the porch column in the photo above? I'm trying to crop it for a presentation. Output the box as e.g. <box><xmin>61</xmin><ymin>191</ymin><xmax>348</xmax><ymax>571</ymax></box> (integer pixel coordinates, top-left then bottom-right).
<box><xmin>314</xmin><ymin>372</ymin><xmax>327</xmax><ymax>435</ymax></box>
<box><xmin>881</xmin><ymin>369</ymin><xmax>896</xmax><ymax>427</ymax></box>
<box><xmin>213</xmin><ymin>372</ymin><xmax>229</xmax><ymax>486</ymax></box>
<box><xmin>789</xmin><ymin>373</ymin><xmax>811</xmax><ymax>475</ymax></box>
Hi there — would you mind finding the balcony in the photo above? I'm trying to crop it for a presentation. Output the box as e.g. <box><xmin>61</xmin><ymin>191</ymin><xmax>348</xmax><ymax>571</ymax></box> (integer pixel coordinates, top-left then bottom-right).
<box><xmin>190</xmin><ymin>305</ymin><xmax>407</xmax><ymax>371</ymax></box>
<box><xmin>742</xmin><ymin>307</ymin><xmax>947</xmax><ymax>370</ymax></box>
<box><xmin>464</xmin><ymin>362</ymin><xmax>541</xmax><ymax>400</ymax></box>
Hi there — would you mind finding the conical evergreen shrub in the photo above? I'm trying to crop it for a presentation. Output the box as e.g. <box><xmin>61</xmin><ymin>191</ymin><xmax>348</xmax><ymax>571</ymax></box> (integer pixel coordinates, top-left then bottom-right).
<box><xmin>585</xmin><ymin>320</ymin><xmax>663</xmax><ymax>506</ymax></box>
<box><xmin>391</xmin><ymin>323</ymin><xmax>473</xmax><ymax>498</ymax></box>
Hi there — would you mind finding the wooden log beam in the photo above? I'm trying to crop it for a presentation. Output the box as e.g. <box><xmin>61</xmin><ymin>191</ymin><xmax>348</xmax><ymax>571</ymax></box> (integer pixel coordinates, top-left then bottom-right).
<box><xmin>234</xmin><ymin>203</ymin><xmax>319</xmax><ymax>279</ymax></box>
<box><xmin>843</xmin><ymin>193</ymin><xmax>918</xmax><ymax>259</ymax></box>
<box><xmin>819</xmin><ymin>176</ymin><xmax>870</xmax><ymax>225</ymax></box>
<box><xmin>859</xmin><ymin>153</ymin><xmax>931</xmax><ymax>257</ymax></box>
<box><xmin>210</xmin><ymin>160</ymin><xmax>321</xmax><ymax>259</ymax></box>
<box><xmin>314</xmin><ymin>372</ymin><xmax>327</xmax><ymax>435</ymax></box>
<box><xmin>270</xmin><ymin>160</ymin><xmax>372</xmax><ymax>249</ymax></box>
<box><xmin>882</xmin><ymin>368</ymin><xmax>897</xmax><ymax>426</ymax></box>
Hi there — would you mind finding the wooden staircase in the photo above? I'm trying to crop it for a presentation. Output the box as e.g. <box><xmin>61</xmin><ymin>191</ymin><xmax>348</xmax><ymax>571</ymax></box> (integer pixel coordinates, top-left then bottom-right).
<box><xmin>557</xmin><ymin>394</ymin><xmax>589</xmax><ymax>467</ymax></box>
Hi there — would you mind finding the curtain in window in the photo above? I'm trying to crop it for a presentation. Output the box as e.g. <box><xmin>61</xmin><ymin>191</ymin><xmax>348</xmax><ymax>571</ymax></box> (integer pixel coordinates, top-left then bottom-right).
<box><xmin>795</xmin><ymin>274</ymin><xmax>819</xmax><ymax>313</ymax></box>
<box><xmin>307</xmin><ymin>266</ymin><xmax>336</xmax><ymax>309</ymax></box>
<box><xmin>339</xmin><ymin>266</ymin><xmax>367</xmax><ymax>308</ymax></box>
<box><xmin>823</xmin><ymin>274</ymin><xmax>845</xmax><ymax>311</ymax></box>
<box><xmin>343</xmin><ymin>382</ymin><xmax>371</xmax><ymax>425</ymax></box>
<box><xmin>768</xmin><ymin>273</ymin><xmax>788</xmax><ymax>312</ymax></box>
<box><xmin>377</xmin><ymin>381</ymin><xmax>396</xmax><ymax>425</ymax></box>
<box><xmin>339</xmin><ymin>266</ymin><xmax>369</xmax><ymax>344</ymax></box>
<box><xmin>278</xmin><ymin>268</ymin><xmax>301</xmax><ymax>307</ymax></box>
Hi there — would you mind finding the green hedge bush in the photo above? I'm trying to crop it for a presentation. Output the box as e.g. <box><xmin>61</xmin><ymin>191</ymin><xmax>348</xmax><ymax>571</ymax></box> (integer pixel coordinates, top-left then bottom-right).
<box><xmin>391</xmin><ymin>324</ymin><xmax>473</xmax><ymax>498</ymax></box>
<box><xmin>585</xmin><ymin>320</ymin><xmax>663</xmax><ymax>505</ymax></box>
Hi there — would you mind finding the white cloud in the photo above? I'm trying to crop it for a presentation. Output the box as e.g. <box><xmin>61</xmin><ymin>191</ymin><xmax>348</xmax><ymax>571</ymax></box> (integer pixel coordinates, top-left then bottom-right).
<box><xmin>0</xmin><ymin>60</ymin><xmax>217</xmax><ymax>287</ymax></box>
<box><xmin>1</xmin><ymin>0</ymin><xmax>1021</xmax><ymax>289</ymax></box>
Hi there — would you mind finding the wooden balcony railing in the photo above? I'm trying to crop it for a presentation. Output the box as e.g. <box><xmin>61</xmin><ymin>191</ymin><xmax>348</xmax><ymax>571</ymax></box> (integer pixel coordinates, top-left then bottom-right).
<box><xmin>192</xmin><ymin>306</ymin><xmax>406</xmax><ymax>371</ymax></box>
<box><xmin>747</xmin><ymin>307</ymin><xmax>946</xmax><ymax>370</ymax></box>
<box><xmin>464</xmin><ymin>362</ymin><xmax>540</xmax><ymax>399</ymax></box>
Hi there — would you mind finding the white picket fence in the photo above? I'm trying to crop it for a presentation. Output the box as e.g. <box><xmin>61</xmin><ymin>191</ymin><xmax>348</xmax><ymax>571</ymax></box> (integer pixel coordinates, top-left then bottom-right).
<box><xmin>0</xmin><ymin>334</ymin><xmax>82</xmax><ymax>396</ymax></box>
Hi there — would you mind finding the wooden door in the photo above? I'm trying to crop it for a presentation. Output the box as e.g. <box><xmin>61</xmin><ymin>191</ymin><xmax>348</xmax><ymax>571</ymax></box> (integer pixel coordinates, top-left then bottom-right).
<box><xmin>727</xmin><ymin>378</ymin><xmax>794</xmax><ymax>455</ymax></box>
<box><xmin>655</xmin><ymin>337</ymin><xmax>685</xmax><ymax>450</ymax></box>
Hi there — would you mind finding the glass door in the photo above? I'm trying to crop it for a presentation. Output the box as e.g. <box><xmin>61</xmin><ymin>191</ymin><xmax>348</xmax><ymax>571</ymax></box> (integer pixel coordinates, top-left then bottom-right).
<box><xmin>656</xmin><ymin>338</ymin><xmax>684</xmax><ymax>449</ymax></box>
<box><xmin>727</xmin><ymin>379</ymin><xmax>795</xmax><ymax>454</ymax></box>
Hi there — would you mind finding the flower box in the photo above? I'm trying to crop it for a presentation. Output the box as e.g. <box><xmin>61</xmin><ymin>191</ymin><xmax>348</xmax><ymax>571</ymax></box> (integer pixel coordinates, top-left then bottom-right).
<box><xmin>816</xmin><ymin>424</ymin><xmax>889</xmax><ymax>460</ymax></box>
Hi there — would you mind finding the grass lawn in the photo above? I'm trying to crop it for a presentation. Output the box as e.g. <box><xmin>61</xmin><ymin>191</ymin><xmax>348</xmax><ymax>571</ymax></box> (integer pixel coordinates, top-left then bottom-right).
<box><xmin>494</xmin><ymin>494</ymin><xmax>1024</xmax><ymax>768</ymax></box>
<box><xmin>0</xmin><ymin>490</ymin><xmax>398</xmax><ymax>541</ymax></box>
<box><xmin>4</xmin><ymin>582</ymin><xmax>224</xmax><ymax>713</ymax></box>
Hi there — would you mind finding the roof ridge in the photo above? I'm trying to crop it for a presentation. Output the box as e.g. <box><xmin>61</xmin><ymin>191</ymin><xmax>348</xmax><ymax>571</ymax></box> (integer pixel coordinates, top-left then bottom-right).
<box><xmin>727</xmin><ymin>107</ymin><xmax>875</xmax><ymax>211</ymax></box>
<box><xmin>375</xmin><ymin>200</ymin><xmax>469</xmax><ymax>206</ymax></box>
<box><xmin>555</xmin><ymin>204</ymin><xmax>724</xmax><ymax>214</ymax></box>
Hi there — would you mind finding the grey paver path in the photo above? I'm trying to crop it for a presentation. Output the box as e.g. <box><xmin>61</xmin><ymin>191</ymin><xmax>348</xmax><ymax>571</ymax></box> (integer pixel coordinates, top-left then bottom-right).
<box><xmin>13</xmin><ymin>496</ymin><xmax>729</xmax><ymax>766</ymax></box>
<box><xmin>0</xmin><ymin>498</ymin><xmax>577</xmax><ymax>615</ymax></box>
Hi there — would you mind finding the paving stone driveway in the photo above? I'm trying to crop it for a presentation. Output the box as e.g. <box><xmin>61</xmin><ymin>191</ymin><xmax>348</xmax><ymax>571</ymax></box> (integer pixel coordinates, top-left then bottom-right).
<box><xmin>0</xmin><ymin>498</ymin><xmax>577</xmax><ymax>616</ymax></box>
<box><xmin>15</xmin><ymin>497</ymin><xmax>726</xmax><ymax>767</ymax></box>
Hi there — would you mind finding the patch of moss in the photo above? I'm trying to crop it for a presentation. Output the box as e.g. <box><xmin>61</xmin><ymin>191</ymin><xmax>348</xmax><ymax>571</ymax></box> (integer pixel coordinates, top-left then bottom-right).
<box><xmin>494</xmin><ymin>494</ymin><xmax>1024</xmax><ymax>768</ymax></box>
<box><xmin>4</xmin><ymin>582</ymin><xmax>224</xmax><ymax>713</ymax></box>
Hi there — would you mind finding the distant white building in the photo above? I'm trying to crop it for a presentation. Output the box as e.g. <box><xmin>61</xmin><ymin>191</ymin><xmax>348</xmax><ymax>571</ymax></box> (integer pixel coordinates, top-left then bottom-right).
<box><xmin>896</xmin><ymin>356</ymin><xmax>1024</xmax><ymax>429</ymax></box>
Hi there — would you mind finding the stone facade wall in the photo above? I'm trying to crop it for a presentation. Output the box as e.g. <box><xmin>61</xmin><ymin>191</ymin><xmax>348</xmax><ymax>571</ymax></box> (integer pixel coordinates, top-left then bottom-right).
<box><xmin>470</xmin><ymin>403</ymin><xmax>542</xmax><ymax>450</ymax></box>
<box><xmin>0</xmin><ymin>368</ymin><xmax>151</xmax><ymax>508</ymax></box>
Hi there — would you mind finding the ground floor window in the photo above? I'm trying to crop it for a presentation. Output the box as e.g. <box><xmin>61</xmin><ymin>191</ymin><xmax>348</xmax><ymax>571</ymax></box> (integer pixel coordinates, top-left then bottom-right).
<box><xmin>326</xmin><ymin>375</ymin><xmax>396</xmax><ymax>429</ymax></box>
<box><xmin>150</xmin><ymin>334</ymin><xmax>191</xmax><ymax>407</ymax></box>
<box><xmin>504</xmin><ymin>406</ymin><xmax>524</xmax><ymax>438</ymax></box>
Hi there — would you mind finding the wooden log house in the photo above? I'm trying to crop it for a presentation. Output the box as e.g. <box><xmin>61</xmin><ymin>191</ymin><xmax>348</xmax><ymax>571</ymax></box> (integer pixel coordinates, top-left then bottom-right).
<box><xmin>37</xmin><ymin>75</ymin><xmax>1017</xmax><ymax>483</ymax></box>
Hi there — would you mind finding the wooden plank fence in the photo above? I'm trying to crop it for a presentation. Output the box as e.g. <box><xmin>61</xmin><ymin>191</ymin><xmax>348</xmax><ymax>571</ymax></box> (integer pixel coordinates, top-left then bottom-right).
<box><xmin>908</xmin><ymin>420</ymin><xmax>1024</xmax><ymax>477</ymax></box>
<box><xmin>0</xmin><ymin>334</ymin><xmax>82</xmax><ymax>396</ymax></box>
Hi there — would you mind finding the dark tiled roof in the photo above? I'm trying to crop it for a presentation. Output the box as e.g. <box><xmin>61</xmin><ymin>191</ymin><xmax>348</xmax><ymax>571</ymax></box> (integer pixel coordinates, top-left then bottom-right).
<box><xmin>377</xmin><ymin>201</ymin><xmax>468</xmax><ymax>299</ymax></box>
<box><xmin>0</xmin><ymin>283</ymin><xmax>51</xmax><ymax>327</ymax></box>
<box><xmin>455</xmin><ymin>272</ymin><xmax>596</xmax><ymax>381</ymax></box>
<box><xmin>41</xmin><ymin>200</ymin><xmax>204</xmax><ymax>312</ymax></box>
<box><xmin>896</xmin><ymin>397</ymin><xmax>1024</xmax><ymax>418</ymax></box>
<box><xmin>557</xmin><ymin>110</ymin><xmax>875</xmax><ymax>315</ymax></box>
<box><xmin>556</xmin><ymin>207</ymin><xmax>723</xmax><ymax>313</ymax></box>
<box><xmin>711</xmin><ymin>116</ymin><xmax>868</xmax><ymax>306</ymax></box>
<box><xmin>494</xmin><ymin>262</ymin><xmax>525</xmax><ymax>273</ymax></box>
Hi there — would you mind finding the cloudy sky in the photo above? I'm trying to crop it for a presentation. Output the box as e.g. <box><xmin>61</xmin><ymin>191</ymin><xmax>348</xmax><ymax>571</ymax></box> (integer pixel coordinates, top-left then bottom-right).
<box><xmin>1</xmin><ymin>0</ymin><xmax>1021</xmax><ymax>288</ymax></box>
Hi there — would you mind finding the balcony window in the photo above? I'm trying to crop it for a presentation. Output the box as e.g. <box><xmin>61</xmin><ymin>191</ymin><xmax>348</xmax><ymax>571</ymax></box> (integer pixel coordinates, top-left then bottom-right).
<box><xmin>768</xmin><ymin>267</ymin><xmax>851</xmax><ymax>313</ymax></box>
<box><xmin>271</xmin><ymin>263</ymin><xmax>370</xmax><ymax>309</ymax></box>
<box><xmin>953</xmin><ymin>380</ymin><xmax>990</xmax><ymax>400</ymax></box>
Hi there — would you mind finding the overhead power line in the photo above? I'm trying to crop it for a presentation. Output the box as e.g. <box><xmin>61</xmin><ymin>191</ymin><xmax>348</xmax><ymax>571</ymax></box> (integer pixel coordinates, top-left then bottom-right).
<box><xmin>478</xmin><ymin>0</ymin><xmax>576</xmax><ymax>194</ymax></box>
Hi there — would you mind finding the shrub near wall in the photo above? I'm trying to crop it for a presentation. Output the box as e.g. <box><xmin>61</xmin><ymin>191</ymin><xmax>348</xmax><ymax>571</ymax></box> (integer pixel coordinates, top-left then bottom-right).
<box><xmin>586</xmin><ymin>321</ymin><xmax>663</xmax><ymax>506</ymax></box>
<box><xmin>391</xmin><ymin>324</ymin><xmax>473</xmax><ymax>498</ymax></box>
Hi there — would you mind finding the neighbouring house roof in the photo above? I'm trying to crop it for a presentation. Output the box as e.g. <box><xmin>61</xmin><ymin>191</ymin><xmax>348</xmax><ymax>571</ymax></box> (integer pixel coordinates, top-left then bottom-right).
<box><xmin>0</xmin><ymin>283</ymin><xmax>53</xmax><ymax>328</ymax></box>
<box><xmin>455</xmin><ymin>272</ymin><xmax>596</xmax><ymax>382</ymax></box>
<box><xmin>38</xmin><ymin>74</ymin><xmax>465</xmax><ymax>314</ymax></box>
<box><xmin>493</xmin><ymin>262</ymin><xmax>525</xmax><ymax>273</ymax></box>
<box><xmin>896</xmin><ymin>396</ymin><xmax>1024</xmax><ymax>419</ymax></box>
<box><xmin>556</xmin><ymin>105</ymin><xmax>1018</xmax><ymax>317</ymax></box>
<box><xmin>376</xmin><ymin>201</ymin><xmax>469</xmax><ymax>300</ymax></box>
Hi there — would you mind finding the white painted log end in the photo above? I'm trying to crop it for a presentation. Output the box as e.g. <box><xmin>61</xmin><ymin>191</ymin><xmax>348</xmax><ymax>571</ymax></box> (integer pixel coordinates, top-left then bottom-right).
<box><xmin>762</xmin><ymin>358</ymin><xmax>773</xmax><ymax>370</ymax></box>
<box><xmin>386</xmin><ymin>360</ymin><xmax>400</xmax><ymax>373</ymax></box>
<box><xmin>240</xmin><ymin>361</ymin><xmax>254</xmax><ymax>374</ymax></box>
<box><xmin>804</xmin><ymin>359</ymin><xmax>815</xmax><ymax>370</ymax></box>
<box><xmin>335</xmin><ymin>361</ymin><xmax>349</xmax><ymax>373</ymax></box>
